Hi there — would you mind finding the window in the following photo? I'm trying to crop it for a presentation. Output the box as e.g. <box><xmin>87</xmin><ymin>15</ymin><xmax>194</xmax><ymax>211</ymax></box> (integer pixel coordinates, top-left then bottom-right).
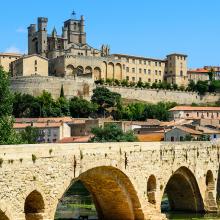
<box><xmin>171</xmin><ymin>136</ymin><xmax>174</xmax><ymax>142</ymax></box>
<box><xmin>126</xmin><ymin>76</ymin><xmax>129</xmax><ymax>81</ymax></box>
<box><xmin>148</xmin><ymin>78</ymin><xmax>151</xmax><ymax>82</ymax></box>
<box><xmin>139</xmin><ymin>60</ymin><xmax>142</xmax><ymax>64</ymax></box>
<box><xmin>197</xmin><ymin>112</ymin><xmax>199</xmax><ymax>117</ymax></box>
<box><xmin>186</xmin><ymin>113</ymin><xmax>189</xmax><ymax>117</ymax></box>
<box><xmin>207</xmin><ymin>112</ymin><xmax>209</xmax><ymax>117</ymax></box>
<box><xmin>139</xmin><ymin>68</ymin><xmax>142</xmax><ymax>74</ymax></box>
<box><xmin>180</xmin><ymin>70</ymin><xmax>183</xmax><ymax>76</ymax></box>
<box><xmin>132</xmin><ymin>59</ymin><xmax>135</xmax><ymax>64</ymax></box>
<box><xmin>139</xmin><ymin>77</ymin><xmax>142</xmax><ymax>82</ymax></box>
<box><xmin>148</xmin><ymin>69</ymin><xmax>151</xmax><ymax>74</ymax></box>
<box><xmin>155</xmin><ymin>70</ymin><xmax>158</xmax><ymax>75</ymax></box>
<box><xmin>132</xmin><ymin>77</ymin><xmax>135</xmax><ymax>82</ymax></box>
<box><xmin>159</xmin><ymin>62</ymin><xmax>161</xmax><ymax>67</ymax></box>
<box><xmin>155</xmin><ymin>62</ymin><xmax>158</xmax><ymax>66</ymax></box>
<box><xmin>144</xmin><ymin>60</ymin><xmax>146</xmax><ymax>65</ymax></box>
<box><xmin>144</xmin><ymin>69</ymin><xmax>147</xmax><ymax>74</ymax></box>
<box><xmin>35</xmin><ymin>67</ymin><xmax>37</xmax><ymax>72</ymax></box>
<box><xmin>126</xmin><ymin>67</ymin><xmax>129</xmax><ymax>72</ymax></box>
<box><xmin>132</xmin><ymin>68</ymin><xmax>135</xmax><ymax>73</ymax></box>
<box><xmin>159</xmin><ymin>71</ymin><xmax>162</xmax><ymax>76</ymax></box>
<box><xmin>155</xmin><ymin>79</ymin><xmax>158</xmax><ymax>83</ymax></box>
<box><xmin>35</xmin><ymin>60</ymin><xmax>37</xmax><ymax>65</ymax></box>
<box><xmin>159</xmin><ymin>80</ymin><xmax>161</xmax><ymax>83</ymax></box>
<box><xmin>180</xmin><ymin>136</ymin><xmax>184</xmax><ymax>141</ymax></box>
<box><xmin>148</xmin><ymin>61</ymin><xmax>151</xmax><ymax>66</ymax></box>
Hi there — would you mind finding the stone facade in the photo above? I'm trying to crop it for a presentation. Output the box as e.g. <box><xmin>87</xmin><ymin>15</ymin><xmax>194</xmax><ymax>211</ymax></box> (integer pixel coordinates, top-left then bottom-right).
<box><xmin>0</xmin><ymin>141</ymin><xmax>219</xmax><ymax>220</ymax></box>
<box><xmin>11</xmin><ymin>54</ymin><xmax>48</xmax><ymax>77</ymax></box>
<box><xmin>0</xmin><ymin>53</ymin><xmax>22</xmax><ymax>72</ymax></box>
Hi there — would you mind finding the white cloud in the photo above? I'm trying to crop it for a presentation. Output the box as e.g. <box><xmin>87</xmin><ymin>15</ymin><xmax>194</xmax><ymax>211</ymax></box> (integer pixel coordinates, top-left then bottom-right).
<box><xmin>16</xmin><ymin>27</ymin><xmax>27</xmax><ymax>33</ymax></box>
<box><xmin>5</xmin><ymin>46</ymin><xmax>22</xmax><ymax>54</ymax></box>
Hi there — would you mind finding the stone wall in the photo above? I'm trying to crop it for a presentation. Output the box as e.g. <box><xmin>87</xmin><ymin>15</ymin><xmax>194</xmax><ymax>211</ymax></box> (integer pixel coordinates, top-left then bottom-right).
<box><xmin>106</xmin><ymin>86</ymin><xmax>220</xmax><ymax>105</ymax></box>
<box><xmin>10</xmin><ymin>76</ymin><xmax>220</xmax><ymax>105</ymax></box>
<box><xmin>0</xmin><ymin>141</ymin><xmax>219</xmax><ymax>220</ymax></box>
<box><xmin>10</xmin><ymin>76</ymin><xmax>95</xmax><ymax>100</ymax></box>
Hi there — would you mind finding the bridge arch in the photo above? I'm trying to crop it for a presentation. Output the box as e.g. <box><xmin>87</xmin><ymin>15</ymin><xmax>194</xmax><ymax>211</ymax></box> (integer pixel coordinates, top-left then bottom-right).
<box><xmin>24</xmin><ymin>190</ymin><xmax>45</xmax><ymax>220</ymax></box>
<box><xmin>161</xmin><ymin>166</ymin><xmax>204</xmax><ymax>213</ymax></box>
<box><xmin>205</xmin><ymin>170</ymin><xmax>217</xmax><ymax>212</ymax></box>
<box><xmin>147</xmin><ymin>175</ymin><xmax>157</xmax><ymax>204</ymax></box>
<box><xmin>0</xmin><ymin>201</ymin><xmax>16</xmax><ymax>220</ymax></box>
<box><xmin>54</xmin><ymin>166</ymin><xmax>144</xmax><ymax>220</ymax></box>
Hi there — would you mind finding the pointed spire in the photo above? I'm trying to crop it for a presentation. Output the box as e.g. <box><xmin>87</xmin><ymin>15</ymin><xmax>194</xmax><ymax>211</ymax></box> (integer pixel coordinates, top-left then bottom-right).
<box><xmin>52</xmin><ymin>27</ymin><xmax>57</xmax><ymax>37</ymax></box>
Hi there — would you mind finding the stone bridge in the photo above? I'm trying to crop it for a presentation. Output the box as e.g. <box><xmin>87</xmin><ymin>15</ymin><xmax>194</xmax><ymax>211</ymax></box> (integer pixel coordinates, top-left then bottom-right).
<box><xmin>0</xmin><ymin>141</ymin><xmax>220</xmax><ymax>220</ymax></box>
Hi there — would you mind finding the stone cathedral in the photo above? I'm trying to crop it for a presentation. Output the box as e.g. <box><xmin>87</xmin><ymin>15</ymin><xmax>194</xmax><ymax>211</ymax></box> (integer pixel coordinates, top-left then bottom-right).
<box><xmin>26</xmin><ymin>14</ymin><xmax>188</xmax><ymax>86</ymax></box>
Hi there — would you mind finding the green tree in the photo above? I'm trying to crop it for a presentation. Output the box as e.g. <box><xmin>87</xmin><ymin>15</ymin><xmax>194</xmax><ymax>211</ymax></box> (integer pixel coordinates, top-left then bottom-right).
<box><xmin>209</xmin><ymin>80</ymin><xmax>220</xmax><ymax>93</ymax></box>
<box><xmin>60</xmin><ymin>84</ymin><xmax>65</xmax><ymax>98</ymax></box>
<box><xmin>69</xmin><ymin>97</ymin><xmax>98</xmax><ymax>118</ymax></box>
<box><xmin>37</xmin><ymin>91</ymin><xmax>62</xmax><ymax>117</ymax></box>
<box><xmin>20</xmin><ymin>126</ymin><xmax>40</xmax><ymax>144</ymax></box>
<box><xmin>91</xmin><ymin>87</ymin><xmax>121</xmax><ymax>116</ymax></box>
<box><xmin>90</xmin><ymin>123</ymin><xmax>137</xmax><ymax>142</ymax></box>
<box><xmin>0</xmin><ymin>66</ymin><xmax>21</xmax><ymax>144</ymax></box>
<box><xmin>13</xmin><ymin>93</ymin><xmax>40</xmax><ymax>117</ymax></box>
<box><xmin>187</xmin><ymin>80</ymin><xmax>196</xmax><ymax>91</ymax></box>
<box><xmin>195</xmin><ymin>81</ymin><xmax>209</xmax><ymax>95</ymax></box>
<box><xmin>208</xmin><ymin>69</ymin><xmax>215</xmax><ymax>81</ymax></box>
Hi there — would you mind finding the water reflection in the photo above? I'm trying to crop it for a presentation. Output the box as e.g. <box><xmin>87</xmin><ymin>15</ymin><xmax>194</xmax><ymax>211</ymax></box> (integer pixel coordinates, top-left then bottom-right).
<box><xmin>166</xmin><ymin>212</ymin><xmax>220</xmax><ymax>220</ymax></box>
<box><xmin>55</xmin><ymin>181</ymin><xmax>98</xmax><ymax>220</ymax></box>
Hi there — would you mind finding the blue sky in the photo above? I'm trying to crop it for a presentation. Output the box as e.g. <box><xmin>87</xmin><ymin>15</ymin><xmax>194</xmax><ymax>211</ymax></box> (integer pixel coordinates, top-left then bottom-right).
<box><xmin>0</xmin><ymin>0</ymin><xmax>219</xmax><ymax>68</ymax></box>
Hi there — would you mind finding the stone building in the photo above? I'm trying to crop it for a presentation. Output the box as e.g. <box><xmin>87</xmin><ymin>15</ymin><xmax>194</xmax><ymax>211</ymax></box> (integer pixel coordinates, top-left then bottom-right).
<box><xmin>188</xmin><ymin>68</ymin><xmax>210</xmax><ymax>83</ymax></box>
<box><xmin>0</xmin><ymin>53</ymin><xmax>22</xmax><ymax>72</ymax></box>
<box><xmin>11</xmin><ymin>54</ymin><xmax>48</xmax><ymax>77</ymax></box>
<box><xmin>169</xmin><ymin>106</ymin><xmax>220</xmax><ymax>120</ymax></box>
<box><xmin>26</xmin><ymin>15</ymin><xmax>189</xmax><ymax>86</ymax></box>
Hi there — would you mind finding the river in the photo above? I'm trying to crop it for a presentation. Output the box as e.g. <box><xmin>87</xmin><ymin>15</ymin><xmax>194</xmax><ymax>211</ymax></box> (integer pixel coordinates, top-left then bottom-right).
<box><xmin>165</xmin><ymin>212</ymin><xmax>220</xmax><ymax>220</ymax></box>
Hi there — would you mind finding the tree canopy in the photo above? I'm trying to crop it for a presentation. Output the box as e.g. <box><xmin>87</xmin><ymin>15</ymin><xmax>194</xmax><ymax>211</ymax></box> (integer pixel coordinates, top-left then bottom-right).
<box><xmin>90</xmin><ymin>123</ymin><xmax>137</xmax><ymax>142</ymax></box>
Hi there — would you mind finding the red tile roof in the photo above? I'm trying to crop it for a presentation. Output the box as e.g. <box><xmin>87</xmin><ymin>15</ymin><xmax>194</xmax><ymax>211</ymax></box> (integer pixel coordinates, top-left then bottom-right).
<box><xmin>169</xmin><ymin>106</ymin><xmax>220</xmax><ymax>111</ymax></box>
<box><xmin>175</xmin><ymin>126</ymin><xmax>203</xmax><ymax>135</ymax></box>
<box><xmin>13</xmin><ymin>122</ymin><xmax>62</xmax><ymax>129</ymax></box>
<box><xmin>58</xmin><ymin>136</ymin><xmax>92</xmax><ymax>143</ymax></box>
<box><xmin>188</xmin><ymin>68</ymin><xmax>209</xmax><ymax>73</ymax></box>
<box><xmin>15</xmin><ymin>117</ymin><xmax>74</xmax><ymax>123</ymax></box>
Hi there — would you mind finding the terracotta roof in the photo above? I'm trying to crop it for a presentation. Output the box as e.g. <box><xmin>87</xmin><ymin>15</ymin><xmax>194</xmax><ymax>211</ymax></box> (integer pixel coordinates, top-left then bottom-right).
<box><xmin>175</xmin><ymin>126</ymin><xmax>203</xmax><ymax>135</ymax></box>
<box><xmin>160</xmin><ymin>119</ymin><xmax>193</xmax><ymax>127</ymax></box>
<box><xmin>15</xmin><ymin>117</ymin><xmax>74</xmax><ymax>123</ymax></box>
<box><xmin>188</xmin><ymin>68</ymin><xmax>209</xmax><ymax>73</ymax></box>
<box><xmin>13</xmin><ymin>122</ymin><xmax>62</xmax><ymax>129</ymax></box>
<box><xmin>196</xmin><ymin>126</ymin><xmax>220</xmax><ymax>134</ymax></box>
<box><xmin>169</xmin><ymin>106</ymin><xmax>220</xmax><ymax>111</ymax></box>
<box><xmin>137</xmin><ymin>133</ymin><xmax>164</xmax><ymax>142</ymax></box>
<box><xmin>58</xmin><ymin>136</ymin><xmax>92</xmax><ymax>143</ymax></box>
